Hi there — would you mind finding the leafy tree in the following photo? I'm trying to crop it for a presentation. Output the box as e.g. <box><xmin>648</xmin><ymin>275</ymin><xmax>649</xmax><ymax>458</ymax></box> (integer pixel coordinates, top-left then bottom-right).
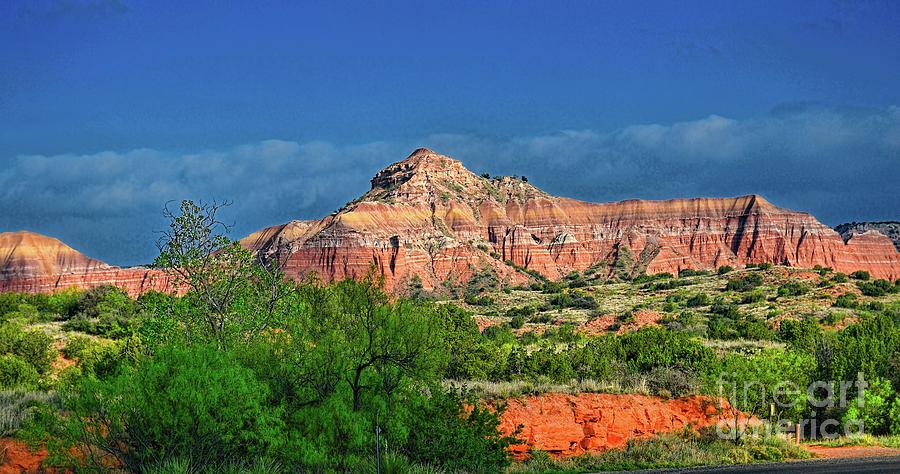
<box><xmin>154</xmin><ymin>200</ymin><xmax>286</xmax><ymax>348</ymax></box>
<box><xmin>842</xmin><ymin>377</ymin><xmax>895</xmax><ymax>435</ymax></box>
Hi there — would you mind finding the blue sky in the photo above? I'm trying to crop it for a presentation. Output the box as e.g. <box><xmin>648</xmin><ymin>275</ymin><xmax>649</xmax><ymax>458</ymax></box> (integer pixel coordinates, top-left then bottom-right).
<box><xmin>1</xmin><ymin>0</ymin><xmax>899</xmax><ymax>265</ymax></box>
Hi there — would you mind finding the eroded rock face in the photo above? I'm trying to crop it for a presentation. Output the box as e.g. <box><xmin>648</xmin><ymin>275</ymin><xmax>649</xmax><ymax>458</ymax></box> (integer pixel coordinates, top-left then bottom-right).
<box><xmin>497</xmin><ymin>393</ymin><xmax>738</xmax><ymax>458</ymax></box>
<box><xmin>242</xmin><ymin>148</ymin><xmax>900</xmax><ymax>290</ymax></box>
<box><xmin>0</xmin><ymin>231</ymin><xmax>174</xmax><ymax>297</ymax></box>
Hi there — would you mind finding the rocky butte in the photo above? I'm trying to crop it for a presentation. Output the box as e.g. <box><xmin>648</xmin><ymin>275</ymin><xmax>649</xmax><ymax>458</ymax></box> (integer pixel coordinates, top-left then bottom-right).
<box><xmin>241</xmin><ymin>148</ymin><xmax>900</xmax><ymax>291</ymax></box>
<box><xmin>2</xmin><ymin>148</ymin><xmax>898</xmax><ymax>295</ymax></box>
<box><xmin>0</xmin><ymin>231</ymin><xmax>173</xmax><ymax>297</ymax></box>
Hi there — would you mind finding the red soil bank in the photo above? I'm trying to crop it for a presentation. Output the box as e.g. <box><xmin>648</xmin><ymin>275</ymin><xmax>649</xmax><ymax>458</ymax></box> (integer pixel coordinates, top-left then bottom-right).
<box><xmin>497</xmin><ymin>393</ymin><xmax>740</xmax><ymax>457</ymax></box>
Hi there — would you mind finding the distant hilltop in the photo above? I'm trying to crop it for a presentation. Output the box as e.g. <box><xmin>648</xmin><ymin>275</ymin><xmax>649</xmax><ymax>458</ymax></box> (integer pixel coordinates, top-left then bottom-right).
<box><xmin>2</xmin><ymin>148</ymin><xmax>899</xmax><ymax>295</ymax></box>
<box><xmin>836</xmin><ymin>222</ymin><xmax>900</xmax><ymax>253</ymax></box>
<box><xmin>0</xmin><ymin>231</ymin><xmax>173</xmax><ymax>296</ymax></box>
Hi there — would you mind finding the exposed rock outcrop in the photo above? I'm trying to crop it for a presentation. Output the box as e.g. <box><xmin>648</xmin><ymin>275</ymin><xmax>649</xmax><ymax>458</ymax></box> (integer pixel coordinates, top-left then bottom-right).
<box><xmin>497</xmin><ymin>393</ymin><xmax>740</xmax><ymax>457</ymax></box>
<box><xmin>0</xmin><ymin>231</ymin><xmax>173</xmax><ymax>296</ymax></box>
<box><xmin>242</xmin><ymin>148</ymin><xmax>900</xmax><ymax>290</ymax></box>
<box><xmin>836</xmin><ymin>221</ymin><xmax>900</xmax><ymax>253</ymax></box>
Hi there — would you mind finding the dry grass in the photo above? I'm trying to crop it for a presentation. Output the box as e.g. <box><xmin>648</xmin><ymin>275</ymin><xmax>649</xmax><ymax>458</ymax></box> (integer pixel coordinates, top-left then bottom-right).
<box><xmin>0</xmin><ymin>390</ymin><xmax>57</xmax><ymax>437</ymax></box>
<box><xmin>445</xmin><ymin>377</ymin><xmax>652</xmax><ymax>399</ymax></box>
<box><xmin>808</xmin><ymin>433</ymin><xmax>900</xmax><ymax>449</ymax></box>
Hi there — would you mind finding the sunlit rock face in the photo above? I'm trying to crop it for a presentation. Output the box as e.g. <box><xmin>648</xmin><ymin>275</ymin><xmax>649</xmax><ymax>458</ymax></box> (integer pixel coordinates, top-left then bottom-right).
<box><xmin>497</xmin><ymin>393</ymin><xmax>745</xmax><ymax>458</ymax></box>
<box><xmin>0</xmin><ymin>231</ymin><xmax>110</xmax><ymax>279</ymax></box>
<box><xmin>0</xmin><ymin>231</ymin><xmax>173</xmax><ymax>296</ymax></box>
<box><xmin>241</xmin><ymin>148</ymin><xmax>900</xmax><ymax>291</ymax></box>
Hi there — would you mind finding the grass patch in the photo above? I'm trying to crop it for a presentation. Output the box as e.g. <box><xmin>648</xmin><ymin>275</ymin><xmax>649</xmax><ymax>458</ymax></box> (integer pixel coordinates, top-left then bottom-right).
<box><xmin>508</xmin><ymin>430</ymin><xmax>811</xmax><ymax>473</ymax></box>
<box><xmin>447</xmin><ymin>378</ymin><xmax>652</xmax><ymax>399</ymax></box>
<box><xmin>809</xmin><ymin>434</ymin><xmax>900</xmax><ymax>449</ymax></box>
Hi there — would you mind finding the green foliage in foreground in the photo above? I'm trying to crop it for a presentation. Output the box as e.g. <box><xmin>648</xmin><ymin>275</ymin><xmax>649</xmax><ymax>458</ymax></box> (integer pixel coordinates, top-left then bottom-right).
<box><xmin>21</xmin><ymin>279</ymin><xmax>514</xmax><ymax>473</ymax></box>
<box><xmin>0</xmin><ymin>322</ymin><xmax>54</xmax><ymax>389</ymax></box>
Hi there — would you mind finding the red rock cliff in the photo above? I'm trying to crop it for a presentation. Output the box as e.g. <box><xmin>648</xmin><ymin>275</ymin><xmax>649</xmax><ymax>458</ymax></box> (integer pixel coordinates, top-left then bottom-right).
<box><xmin>242</xmin><ymin>148</ymin><xmax>900</xmax><ymax>290</ymax></box>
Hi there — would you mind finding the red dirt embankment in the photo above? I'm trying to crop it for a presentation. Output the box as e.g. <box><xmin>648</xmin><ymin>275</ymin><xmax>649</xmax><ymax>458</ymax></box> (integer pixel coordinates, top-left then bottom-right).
<box><xmin>497</xmin><ymin>392</ymin><xmax>741</xmax><ymax>458</ymax></box>
<box><xmin>0</xmin><ymin>439</ymin><xmax>49</xmax><ymax>474</ymax></box>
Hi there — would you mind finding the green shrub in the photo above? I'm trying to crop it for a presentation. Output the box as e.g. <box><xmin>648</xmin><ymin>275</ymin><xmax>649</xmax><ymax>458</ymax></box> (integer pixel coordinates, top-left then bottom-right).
<box><xmin>0</xmin><ymin>323</ymin><xmax>54</xmax><ymax>374</ymax></box>
<box><xmin>858</xmin><ymin>279</ymin><xmax>894</xmax><ymax>297</ymax></box>
<box><xmin>465</xmin><ymin>268</ymin><xmax>500</xmax><ymax>297</ymax></box>
<box><xmin>777</xmin><ymin>282</ymin><xmax>807</xmax><ymax>298</ymax></box>
<box><xmin>405</xmin><ymin>388</ymin><xmax>517</xmax><ymax>472</ymax></box>
<box><xmin>678</xmin><ymin>269</ymin><xmax>710</xmax><ymax>277</ymax></box>
<box><xmin>777</xmin><ymin>318</ymin><xmax>822</xmax><ymax>352</ymax></box>
<box><xmin>851</xmin><ymin>271</ymin><xmax>871</xmax><ymax>281</ymax></box>
<box><xmin>741</xmin><ymin>290</ymin><xmax>766</xmax><ymax>304</ymax></box>
<box><xmin>464</xmin><ymin>294</ymin><xmax>494</xmax><ymax>306</ymax></box>
<box><xmin>834</xmin><ymin>293</ymin><xmax>858</xmax><ymax>309</ymax></box>
<box><xmin>0</xmin><ymin>354</ymin><xmax>39</xmax><ymax>389</ymax></box>
<box><xmin>685</xmin><ymin>293</ymin><xmax>710</xmax><ymax>307</ymax></box>
<box><xmin>832</xmin><ymin>272</ymin><xmax>849</xmax><ymax>283</ymax></box>
<box><xmin>726</xmin><ymin>273</ymin><xmax>763</xmax><ymax>292</ymax></box>
<box><xmin>564</xmin><ymin>271</ymin><xmax>589</xmax><ymax>288</ymax></box>
<box><xmin>717</xmin><ymin>266</ymin><xmax>735</xmax><ymax>275</ymax></box>
<box><xmin>510</xmin><ymin>315</ymin><xmax>525</xmax><ymax>329</ymax></box>
<box><xmin>620</xmin><ymin>327</ymin><xmax>716</xmax><ymax>374</ymax></box>
<box><xmin>52</xmin><ymin>345</ymin><xmax>282</xmax><ymax>471</ymax></box>
<box><xmin>549</xmin><ymin>291</ymin><xmax>597</xmax><ymax>310</ymax></box>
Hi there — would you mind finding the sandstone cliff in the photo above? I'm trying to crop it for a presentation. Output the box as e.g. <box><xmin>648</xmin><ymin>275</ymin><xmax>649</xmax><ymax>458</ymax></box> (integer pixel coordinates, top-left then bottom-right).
<box><xmin>0</xmin><ymin>231</ymin><xmax>173</xmax><ymax>297</ymax></box>
<box><xmin>242</xmin><ymin>148</ymin><xmax>900</xmax><ymax>290</ymax></box>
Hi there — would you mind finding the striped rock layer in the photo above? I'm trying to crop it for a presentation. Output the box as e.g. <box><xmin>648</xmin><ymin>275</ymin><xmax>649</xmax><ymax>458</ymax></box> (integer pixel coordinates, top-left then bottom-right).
<box><xmin>0</xmin><ymin>231</ymin><xmax>172</xmax><ymax>297</ymax></box>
